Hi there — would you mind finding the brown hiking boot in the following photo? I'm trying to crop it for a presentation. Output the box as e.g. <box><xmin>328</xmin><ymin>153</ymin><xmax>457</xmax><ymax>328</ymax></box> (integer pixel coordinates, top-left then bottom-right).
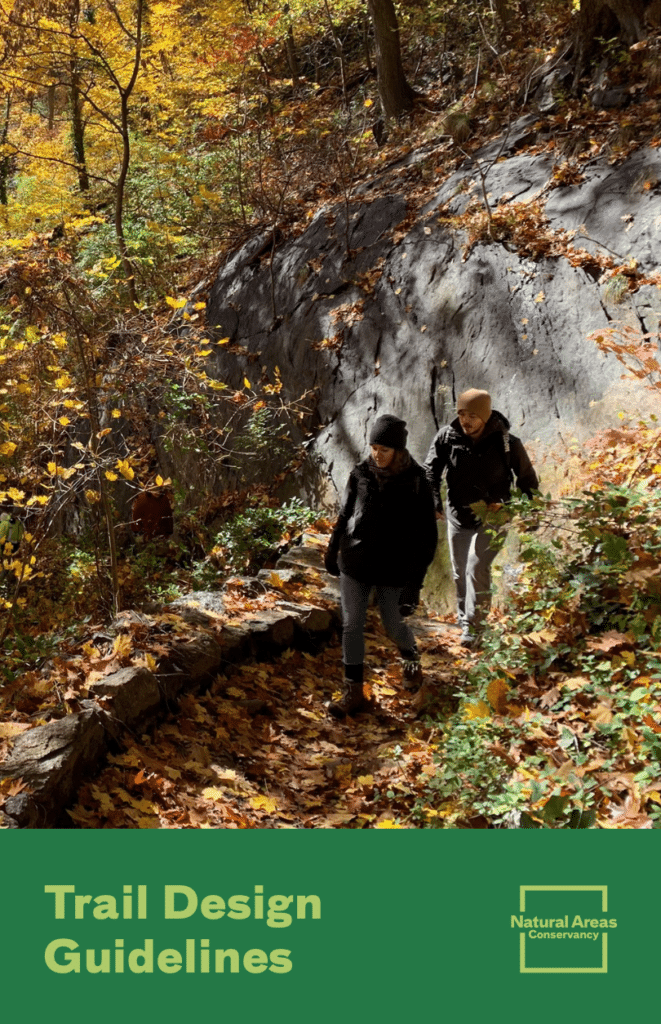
<box><xmin>328</xmin><ymin>681</ymin><xmax>367</xmax><ymax>718</ymax></box>
<box><xmin>328</xmin><ymin>664</ymin><xmax>366</xmax><ymax>719</ymax></box>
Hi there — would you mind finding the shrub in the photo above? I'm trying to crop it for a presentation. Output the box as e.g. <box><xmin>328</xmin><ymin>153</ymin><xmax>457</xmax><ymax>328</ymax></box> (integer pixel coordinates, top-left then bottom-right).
<box><xmin>213</xmin><ymin>497</ymin><xmax>317</xmax><ymax>573</ymax></box>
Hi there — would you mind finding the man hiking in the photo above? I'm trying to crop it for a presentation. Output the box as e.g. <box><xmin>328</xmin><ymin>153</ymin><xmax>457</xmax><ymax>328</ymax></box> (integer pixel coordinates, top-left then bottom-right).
<box><xmin>424</xmin><ymin>388</ymin><xmax>538</xmax><ymax>647</ymax></box>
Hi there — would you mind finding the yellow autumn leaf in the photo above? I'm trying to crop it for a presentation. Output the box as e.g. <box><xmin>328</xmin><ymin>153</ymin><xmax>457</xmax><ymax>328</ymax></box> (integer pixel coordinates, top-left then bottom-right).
<box><xmin>85</xmin><ymin>489</ymin><xmax>101</xmax><ymax>505</ymax></box>
<box><xmin>112</xmin><ymin>634</ymin><xmax>132</xmax><ymax>659</ymax></box>
<box><xmin>243</xmin><ymin>377</ymin><xmax>251</xmax><ymax>389</ymax></box>
<box><xmin>145</xmin><ymin>652</ymin><xmax>158</xmax><ymax>673</ymax></box>
<box><xmin>202</xmin><ymin>787</ymin><xmax>226</xmax><ymax>802</ymax></box>
<box><xmin>58</xmin><ymin>416</ymin><xmax>70</xmax><ymax>426</ymax></box>
<box><xmin>487</xmin><ymin>677</ymin><xmax>510</xmax><ymax>714</ymax></box>
<box><xmin>590</xmin><ymin>704</ymin><xmax>613</xmax><ymax>725</ymax></box>
<box><xmin>165</xmin><ymin>295</ymin><xmax>187</xmax><ymax>309</ymax></box>
<box><xmin>534</xmin><ymin>290</ymin><xmax>545</xmax><ymax>303</ymax></box>
<box><xmin>111</xmin><ymin>408</ymin><xmax>122</xmax><ymax>419</ymax></box>
<box><xmin>0</xmin><ymin>721</ymin><xmax>31</xmax><ymax>738</ymax></box>
<box><xmin>130</xmin><ymin>796</ymin><xmax>156</xmax><ymax>814</ymax></box>
<box><xmin>216</xmin><ymin>337</ymin><xmax>230</xmax><ymax>345</ymax></box>
<box><xmin>375</xmin><ymin>819</ymin><xmax>403</xmax><ymax>828</ymax></box>
<box><xmin>0</xmin><ymin>441</ymin><xmax>17</xmax><ymax>456</ymax></box>
<box><xmin>116</xmin><ymin>459</ymin><xmax>135</xmax><ymax>480</ymax></box>
<box><xmin>250</xmin><ymin>795</ymin><xmax>278</xmax><ymax>813</ymax></box>
<box><xmin>364</xmin><ymin>98</ymin><xmax>374</xmax><ymax>107</ymax></box>
<box><xmin>463</xmin><ymin>699</ymin><xmax>491</xmax><ymax>720</ymax></box>
<box><xmin>357</xmin><ymin>774</ymin><xmax>374</xmax><ymax>787</ymax></box>
<box><xmin>105</xmin><ymin>471</ymin><xmax>118</xmax><ymax>481</ymax></box>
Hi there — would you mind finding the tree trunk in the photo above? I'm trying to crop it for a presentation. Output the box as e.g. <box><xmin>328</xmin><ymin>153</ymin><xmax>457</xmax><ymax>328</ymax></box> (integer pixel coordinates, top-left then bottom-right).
<box><xmin>494</xmin><ymin>0</ymin><xmax>515</xmax><ymax>39</ymax></box>
<box><xmin>572</xmin><ymin>0</ymin><xmax>650</xmax><ymax>83</ymax></box>
<box><xmin>285</xmin><ymin>25</ymin><xmax>300</xmax><ymax>91</ymax></box>
<box><xmin>604</xmin><ymin>0</ymin><xmax>649</xmax><ymax>41</ymax></box>
<box><xmin>70</xmin><ymin>68</ymin><xmax>90</xmax><ymax>192</ymax></box>
<box><xmin>323</xmin><ymin>0</ymin><xmax>348</xmax><ymax>106</ymax></box>
<box><xmin>116</xmin><ymin>91</ymin><xmax>138</xmax><ymax>309</ymax></box>
<box><xmin>0</xmin><ymin>94</ymin><xmax>11</xmax><ymax>208</ymax></box>
<box><xmin>48</xmin><ymin>81</ymin><xmax>56</xmax><ymax>130</ymax></box>
<box><xmin>367</xmin><ymin>0</ymin><xmax>416</xmax><ymax>120</ymax></box>
<box><xmin>114</xmin><ymin>0</ymin><xmax>144</xmax><ymax>310</ymax></box>
<box><xmin>68</xmin><ymin>1</ymin><xmax>89</xmax><ymax>192</ymax></box>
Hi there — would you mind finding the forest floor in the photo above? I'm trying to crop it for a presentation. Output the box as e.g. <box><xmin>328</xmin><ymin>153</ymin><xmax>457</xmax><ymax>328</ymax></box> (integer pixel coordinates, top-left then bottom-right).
<box><xmin>67</xmin><ymin>610</ymin><xmax>467</xmax><ymax>830</ymax></box>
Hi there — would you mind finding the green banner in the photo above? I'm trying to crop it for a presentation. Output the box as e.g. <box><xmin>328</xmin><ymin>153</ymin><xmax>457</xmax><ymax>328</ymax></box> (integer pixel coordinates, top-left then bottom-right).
<box><xmin>1</xmin><ymin>831</ymin><xmax>657</xmax><ymax>1023</ymax></box>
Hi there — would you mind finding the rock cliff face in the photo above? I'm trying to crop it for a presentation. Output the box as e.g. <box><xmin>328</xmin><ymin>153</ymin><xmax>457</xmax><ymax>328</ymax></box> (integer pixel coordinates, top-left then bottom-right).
<box><xmin>207</xmin><ymin>120</ymin><xmax>661</xmax><ymax>505</ymax></box>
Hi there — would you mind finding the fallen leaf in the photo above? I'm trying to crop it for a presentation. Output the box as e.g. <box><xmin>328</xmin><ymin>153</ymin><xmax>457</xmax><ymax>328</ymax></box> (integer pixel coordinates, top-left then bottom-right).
<box><xmin>250</xmin><ymin>795</ymin><xmax>278</xmax><ymax>813</ymax></box>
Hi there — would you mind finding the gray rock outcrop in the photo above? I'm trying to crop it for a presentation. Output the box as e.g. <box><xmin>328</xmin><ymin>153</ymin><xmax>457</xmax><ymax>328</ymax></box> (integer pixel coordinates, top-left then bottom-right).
<box><xmin>206</xmin><ymin>126</ymin><xmax>661</xmax><ymax>504</ymax></box>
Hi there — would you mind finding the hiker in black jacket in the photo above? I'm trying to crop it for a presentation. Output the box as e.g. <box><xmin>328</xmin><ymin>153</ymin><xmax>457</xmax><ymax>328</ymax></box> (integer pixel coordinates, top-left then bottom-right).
<box><xmin>424</xmin><ymin>389</ymin><xmax>538</xmax><ymax>648</ymax></box>
<box><xmin>324</xmin><ymin>414</ymin><xmax>438</xmax><ymax>718</ymax></box>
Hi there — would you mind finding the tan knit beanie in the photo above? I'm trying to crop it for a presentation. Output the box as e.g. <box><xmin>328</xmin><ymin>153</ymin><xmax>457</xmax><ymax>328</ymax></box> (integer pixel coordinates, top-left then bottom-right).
<box><xmin>457</xmin><ymin>388</ymin><xmax>492</xmax><ymax>422</ymax></box>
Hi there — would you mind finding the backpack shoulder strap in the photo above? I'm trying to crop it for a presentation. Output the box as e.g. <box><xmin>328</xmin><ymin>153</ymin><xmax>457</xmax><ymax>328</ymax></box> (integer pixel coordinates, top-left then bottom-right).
<box><xmin>502</xmin><ymin>431</ymin><xmax>512</xmax><ymax>475</ymax></box>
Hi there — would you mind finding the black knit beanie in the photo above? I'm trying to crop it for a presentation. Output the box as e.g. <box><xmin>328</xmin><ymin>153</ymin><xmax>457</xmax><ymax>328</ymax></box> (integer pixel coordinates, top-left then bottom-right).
<box><xmin>369</xmin><ymin>414</ymin><xmax>408</xmax><ymax>450</ymax></box>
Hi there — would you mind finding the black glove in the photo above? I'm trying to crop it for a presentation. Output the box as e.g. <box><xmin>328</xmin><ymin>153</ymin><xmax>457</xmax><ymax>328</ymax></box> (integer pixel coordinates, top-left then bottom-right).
<box><xmin>324</xmin><ymin>542</ymin><xmax>340</xmax><ymax>577</ymax></box>
<box><xmin>399</xmin><ymin>582</ymin><xmax>421</xmax><ymax>617</ymax></box>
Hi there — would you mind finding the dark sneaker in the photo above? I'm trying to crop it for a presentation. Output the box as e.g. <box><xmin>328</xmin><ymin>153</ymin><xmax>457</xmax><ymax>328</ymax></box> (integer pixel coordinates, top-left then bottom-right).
<box><xmin>402</xmin><ymin>659</ymin><xmax>423</xmax><ymax>692</ymax></box>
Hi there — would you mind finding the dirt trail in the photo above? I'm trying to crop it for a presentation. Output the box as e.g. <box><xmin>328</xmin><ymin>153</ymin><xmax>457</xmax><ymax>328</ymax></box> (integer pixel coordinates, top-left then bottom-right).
<box><xmin>69</xmin><ymin>613</ymin><xmax>464</xmax><ymax>829</ymax></box>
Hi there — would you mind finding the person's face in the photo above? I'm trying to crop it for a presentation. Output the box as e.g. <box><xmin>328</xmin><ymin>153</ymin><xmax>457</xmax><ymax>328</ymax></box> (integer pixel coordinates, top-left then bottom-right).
<box><xmin>370</xmin><ymin>444</ymin><xmax>395</xmax><ymax>468</ymax></box>
<box><xmin>458</xmin><ymin>410</ymin><xmax>485</xmax><ymax>440</ymax></box>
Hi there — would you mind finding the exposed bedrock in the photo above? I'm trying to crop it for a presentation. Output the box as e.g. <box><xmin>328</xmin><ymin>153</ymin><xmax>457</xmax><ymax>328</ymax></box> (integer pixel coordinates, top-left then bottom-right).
<box><xmin>207</xmin><ymin>126</ymin><xmax>661</xmax><ymax>505</ymax></box>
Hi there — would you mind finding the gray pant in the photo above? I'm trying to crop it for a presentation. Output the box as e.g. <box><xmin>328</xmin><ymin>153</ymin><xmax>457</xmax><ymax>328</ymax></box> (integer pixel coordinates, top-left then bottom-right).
<box><xmin>340</xmin><ymin>573</ymin><xmax>417</xmax><ymax>666</ymax></box>
<box><xmin>446</xmin><ymin>519</ymin><xmax>504</xmax><ymax>632</ymax></box>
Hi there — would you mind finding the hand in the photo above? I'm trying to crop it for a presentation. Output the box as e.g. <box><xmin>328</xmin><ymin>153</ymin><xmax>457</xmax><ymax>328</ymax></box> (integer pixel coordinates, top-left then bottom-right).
<box><xmin>399</xmin><ymin>583</ymin><xmax>421</xmax><ymax>616</ymax></box>
<box><xmin>324</xmin><ymin>547</ymin><xmax>340</xmax><ymax>577</ymax></box>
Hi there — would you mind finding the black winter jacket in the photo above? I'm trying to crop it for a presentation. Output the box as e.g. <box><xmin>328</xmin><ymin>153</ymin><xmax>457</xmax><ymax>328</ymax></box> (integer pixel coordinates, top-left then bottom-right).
<box><xmin>424</xmin><ymin>411</ymin><xmax>539</xmax><ymax>529</ymax></box>
<box><xmin>325</xmin><ymin>455</ymin><xmax>438</xmax><ymax>587</ymax></box>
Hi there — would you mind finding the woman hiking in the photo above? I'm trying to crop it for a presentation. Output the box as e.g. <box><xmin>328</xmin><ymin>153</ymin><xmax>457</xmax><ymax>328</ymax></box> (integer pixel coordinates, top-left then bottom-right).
<box><xmin>324</xmin><ymin>414</ymin><xmax>438</xmax><ymax>718</ymax></box>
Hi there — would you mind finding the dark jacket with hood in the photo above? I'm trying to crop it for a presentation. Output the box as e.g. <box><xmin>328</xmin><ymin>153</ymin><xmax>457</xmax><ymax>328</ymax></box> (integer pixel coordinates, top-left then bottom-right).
<box><xmin>324</xmin><ymin>452</ymin><xmax>438</xmax><ymax>587</ymax></box>
<box><xmin>424</xmin><ymin>411</ymin><xmax>539</xmax><ymax>529</ymax></box>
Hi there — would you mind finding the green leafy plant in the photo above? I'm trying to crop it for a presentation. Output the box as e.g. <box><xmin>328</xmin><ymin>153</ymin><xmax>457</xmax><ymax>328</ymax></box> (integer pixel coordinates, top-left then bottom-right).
<box><xmin>520</xmin><ymin>795</ymin><xmax>596</xmax><ymax>829</ymax></box>
<box><xmin>213</xmin><ymin>497</ymin><xmax>317</xmax><ymax>573</ymax></box>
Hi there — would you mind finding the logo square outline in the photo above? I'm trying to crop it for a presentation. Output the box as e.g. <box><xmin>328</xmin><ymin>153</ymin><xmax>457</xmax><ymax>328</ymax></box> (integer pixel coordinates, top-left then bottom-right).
<box><xmin>519</xmin><ymin>885</ymin><xmax>608</xmax><ymax>974</ymax></box>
